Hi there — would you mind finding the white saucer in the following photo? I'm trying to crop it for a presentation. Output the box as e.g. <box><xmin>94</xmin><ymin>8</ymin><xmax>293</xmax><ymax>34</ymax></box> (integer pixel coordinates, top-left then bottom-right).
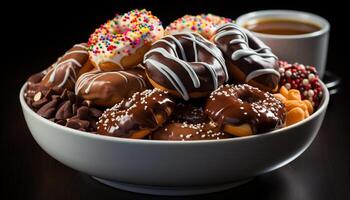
<box><xmin>92</xmin><ymin>176</ymin><xmax>253</xmax><ymax>196</ymax></box>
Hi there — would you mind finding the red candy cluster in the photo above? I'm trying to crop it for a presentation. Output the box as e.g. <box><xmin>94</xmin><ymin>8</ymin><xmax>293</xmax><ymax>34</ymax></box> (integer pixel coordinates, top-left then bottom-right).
<box><xmin>278</xmin><ymin>61</ymin><xmax>323</xmax><ymax>108</ymax></box>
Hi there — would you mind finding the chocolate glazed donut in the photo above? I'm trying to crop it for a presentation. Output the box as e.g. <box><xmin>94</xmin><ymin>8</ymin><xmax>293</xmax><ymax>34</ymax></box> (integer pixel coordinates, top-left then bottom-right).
<box><xmin>212</xmin><ymin>23</ymin><xmax>280</xmax><ymax>92</ymax></box>
<box><xmin>143</xmin><ymin>32</ymin><xmax>228</xmax><ymax>100</ymax></box>
<box><xmin>205</xmin><ymin>84</ymin><xmax>286</xmax><ymax>137</ymax></box>
<box><xmin>41</xmin><ymin>43</ymin><xmax>89</xmax><ymax>91</ymax></box>
<box><xmin>75</xmin><ymin>66</ymin><xmax>149</xmax><ymax>107</ymax></box>
<box><xmin>97</xmin><ymin>89</ymin><xmax>175</xmax><ymax>139</ymax></box>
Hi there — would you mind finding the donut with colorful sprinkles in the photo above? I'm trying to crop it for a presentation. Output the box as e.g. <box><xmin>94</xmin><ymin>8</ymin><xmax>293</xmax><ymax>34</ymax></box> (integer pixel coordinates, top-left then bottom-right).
<box><xmin>165</xmin><ymin>14</ymin><xmax>232</xmax><ymax>39</ymax></box>
<box><xmin>88</xmin><ymin>9</ymin><xmax>164</xmax><ymax>71</ymax></box>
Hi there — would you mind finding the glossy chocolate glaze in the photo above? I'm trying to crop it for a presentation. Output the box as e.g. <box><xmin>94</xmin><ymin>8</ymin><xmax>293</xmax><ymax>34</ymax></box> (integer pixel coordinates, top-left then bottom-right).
<box><xmin>75</xmin><ymin>67</ymin><xmax>149</xmax><ymax>107</ymax></box>
<box><xmin>171</xmin><ymin>103</ymin><xmax>207</xmax><ymax>124</ymax></box>
<box><xmin>41</xmin><ymin>43</ymin><xmax>89</xmax><ymax>90</ymax></box>
<box><xmin>152</xmin><ymin>103</ymin><xmax>232</xmax><ymax>140</ymax></box>
<box><xmin>212</xmin><ymin>24</ymin><xmax>280</xmax><ymax>92</ymax></box>
<box><xmin>97</xmin><ymin>89</ymin><xmax>175</xmax><ymax>138</ymax></box>
<box><xmin>152</xmin><ymin>122</ymin><xmax>232</xmax><ymax>141</ymax></box>
<box><xmin>144</xmin><ymin>32</ymin><xmax>228</xmax><ymax>100</ymax></box>
<box><xmin>205</xmin><ymin>84</ymin><xmax>285</xmax><ymax>134</ymax></box>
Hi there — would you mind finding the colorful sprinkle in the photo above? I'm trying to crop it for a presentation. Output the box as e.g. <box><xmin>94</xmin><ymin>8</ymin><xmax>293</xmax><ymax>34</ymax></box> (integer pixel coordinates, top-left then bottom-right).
<box><xmin>165</xmin><ymin>14</ymin><xmax>232</xmax><ymax>39</ymax></box>
<box><xmin>88</xmin><ymin>9</ymin><xmax>164</xmax><ymax>64</ymax></box>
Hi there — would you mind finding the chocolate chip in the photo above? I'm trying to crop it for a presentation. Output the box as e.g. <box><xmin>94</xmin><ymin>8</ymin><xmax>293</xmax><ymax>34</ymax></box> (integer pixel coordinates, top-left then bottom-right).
<box><xmin>89</xmin><ymin>119</ymin><xmax>97</xmax><ymax>130</ymax></box>
<box><xmin>56</xmin><ymin>119</ymin><xmax>66</xmax><ymax>126</ymax></box>
<box><xmin>38</xmin><ymin>107</ymin><xmax>56</xmax><ymax>119</ymax></box>
<box><xmin>75</xmin><ymin>95</ymin><xmax>84</xmax><ymax>107</ymax></box>
<box><xmin>25</xmin><ymin>80</ymin><xmax>100</xmax><ymax>132</ymax></box>
<box><xmin>32</xmin><ymin>98</ymin><xmax>49</xmax><ymax>109</ymax></box>
<box><xmin>67</xmin><ymin>91</ymin><xmax>76</xmax><ymax>103</ymax></box>
<box><xmin>36</xmin><ymin>99</ymin><xmax>58</xmax><ymax>118</ymax></box>
<box><xmin>66</xmin><ymin>118</ymin><xmax>89</xmax><ymax>130</ymax></box>
<box><xmin>89</xmin><ymin>107</ymin><xmax>103</xmax><ymax>118</ymax></box>
<box><xmin>26</xmin><ymin>98</ymin><xmax>34</xmax><ymax>108</ymax></box>
<box><xmin>52</xmin><ymin>86</ymin><xmax>63</xmax><ymax>95</ymax></box>
<box><xmin>56</xmin><ymin>101</ymin><xmax>73</xmax><ymax>120</ymax></box>
<box><xmin>43</xmin><ymin>89</ymin><xmax>53</xmax><ymax>101</ymax></box>
<box><xmin>77</xmin><ymin>106</ymin><xmax>90</xmax><ymax>120</ymax></box>
<box><xmin>52</xmin><ymin>95</ymin><xmax>61</xmax><ymax>100</ymax></box>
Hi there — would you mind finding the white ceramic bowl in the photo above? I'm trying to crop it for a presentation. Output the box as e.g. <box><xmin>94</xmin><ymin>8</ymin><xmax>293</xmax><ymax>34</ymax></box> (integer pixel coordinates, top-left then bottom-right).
<box><xmin>20</xmin><ymin>82</ymin><xmax>329</xmax><ymax>196</ymax></box>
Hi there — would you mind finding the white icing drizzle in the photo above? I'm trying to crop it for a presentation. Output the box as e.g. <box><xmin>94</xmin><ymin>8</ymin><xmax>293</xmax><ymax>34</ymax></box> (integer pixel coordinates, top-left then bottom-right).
<box><xmin>144</xmin><ymin>32</ymin><xmax>228</xmax><ymax>100</ymax></box>
<box><xmin>119</xmin><ymin>71</ymin><xmax>146</xmax><ymax>88</ymax></box>
<box><xmin>179</xmin><ymin>33</ymin><xmax>228</xmax><ymax>81</ymax></box>
<box><xmin>245</xmin><ymin>69</ymin><xmax>281</xmax><ymax>82</ymax></box>
<box><xmin>194</xmin><ymin>62</ymin><xmax>218</xmax><ymax>89</ymax></box>
<box><xmin>214</xmin><ymin>23</ymin><xmax>279</xmax><ymax>81</ymax></box>
<box><xmin>145</xmin><ymin>59</ymin><xmax>189</xmax><ymax>100</ymax></box>
<box><xmin>163</xmin><ymin>35</ymin><xmax>187</xmax><ymax>61</ymax></box>
<box><xmin>145</xmin><ymin>48</ymin><xmax>200</xmax><ymax>88</ymax></box>
<box><xmin>136</xmin><ymin>64</ymin><xmax>146</xmax><ymax>70</ymax></box>
<box><xmin>74</xmin><ymin>69</ymin><xmax>145</xmax><ymax>95</ymax></box>
<box><xmin>58</xmin><ymin>66</ymin><xmax>77</xmax><ymax>88</ymax></box>
<box><xmin>214</xmin><ymin>23</ymin><xmax>278</xmax><ymax>61</ymax></box>
<box><xmin>74</xmin><ymin>44</ymin><xmax>88</xmax><ymax>49</ymax></box>
<box><xmin>153</xmin><ymin>39</ymin><xmax>179</xmax><ymax>58</ymax></box>
<box><xmin>64</xmin><ymin>50</ymin><xmax>89</xmax><ymax>56</ymax></box>
<box><xmin>46</xmin><ymin>44</ymin><xmax>88</xmax><ymax>88</ymax></box>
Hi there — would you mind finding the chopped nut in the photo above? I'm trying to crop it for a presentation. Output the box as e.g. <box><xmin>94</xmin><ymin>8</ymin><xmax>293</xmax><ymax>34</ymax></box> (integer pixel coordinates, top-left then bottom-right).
<box><xmin>33</xmin><ymin>92</ymin><xmax>42</xmax><ymax>102</ymax></box>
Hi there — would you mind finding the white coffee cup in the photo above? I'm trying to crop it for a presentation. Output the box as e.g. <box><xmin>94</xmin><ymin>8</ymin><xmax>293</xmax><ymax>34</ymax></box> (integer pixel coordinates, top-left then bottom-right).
<box><xmin>236</xmin><ymin>10</ymin><xmax>330</xmax><ymax>78</ymax></box>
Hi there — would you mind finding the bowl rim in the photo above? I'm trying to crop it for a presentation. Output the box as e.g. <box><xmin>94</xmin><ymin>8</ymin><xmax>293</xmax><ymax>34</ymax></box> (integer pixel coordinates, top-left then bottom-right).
<box><xmin>19</xmin><ymin>81</ymin><xmax>329</xmax><ymax>145</ymax></box>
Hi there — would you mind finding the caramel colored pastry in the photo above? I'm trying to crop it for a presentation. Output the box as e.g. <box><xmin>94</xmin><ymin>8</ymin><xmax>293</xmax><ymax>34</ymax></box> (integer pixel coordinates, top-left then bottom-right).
<box><xmin>211</xmin><ymin>23</ymin><xmax>280</xmax><ymax>92</ymax></box>
<box><xmin>88</xmin><ymin>9</ymin><xmax>164</xmax><ymax>71</ymax></box>
<box><xmin>205</xmin><ymin>84</ymin><xmax>286</xmax><ymax>137</ymax></box>
<box><xmin>274</xmin><ymin>86</ymin><xmax>313</xmax><ymax>126</ymax></box>
<box><xmin>144</xmin><ymin>32</ymin><xmax>228</xmax><ymax>100</ymax></box>
<box><xmin>41</xmin><ymin>43</ymin><xmax>89</xmax><ymax>91</ymax></box>
<box><xmin>75</xmin><ymin>67</ymin><xmax>149</xmax><ymax>107</ymax></box>
<box><xmin>97</xmin><ymin>89</ymin><xmax>175</xmax><ymax>139</ymax></box>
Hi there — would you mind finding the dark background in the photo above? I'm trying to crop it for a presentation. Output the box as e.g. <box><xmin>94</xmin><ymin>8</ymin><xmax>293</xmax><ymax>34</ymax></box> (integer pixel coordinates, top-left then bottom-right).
<box><xmin>2</xmin><ymin>0</ymin><xmax>349</xmax><ymax>199</ymax></box>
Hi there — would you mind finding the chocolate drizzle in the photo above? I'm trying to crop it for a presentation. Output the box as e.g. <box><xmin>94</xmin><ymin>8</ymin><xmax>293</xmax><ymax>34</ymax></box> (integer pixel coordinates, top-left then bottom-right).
<box><xmin>205</xmin><ymin>84</ymin><xmax>285</xmax><ymax>134</ymax></box>
<box><xmin>144</xmin><ymin>32</ymin><xmax>228</xmax><ymax>100</ymax></box>
<box><xmin>212</xmin><ymin>23</ymin><xmax>280</xmax><ymax>92</ymax></box>
<box><xmin>97</xmin><ymin>89</ymin><xmax>175</xmax><ymax>138</ymax></box>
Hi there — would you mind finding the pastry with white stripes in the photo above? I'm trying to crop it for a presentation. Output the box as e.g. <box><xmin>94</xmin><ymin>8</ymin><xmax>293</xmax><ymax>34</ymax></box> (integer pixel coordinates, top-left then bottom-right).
<box><xmin>143</xmin><ymin>32</ymin><xmax>228</xmax><ymax>100</ymax></box>
<box><xmin>211</xmin><ymin>23</ymin><xmax>280</xmax><ymax>92</ymax></box>
<box><xmin>75</xmin><ymin>66</ymin><xmax>149</xmax><ymax>107</ymax></box>
<box><xmin>41</xmin><ymin>43</ymin><xmax>89</xmax><ymax>90</ymax></box>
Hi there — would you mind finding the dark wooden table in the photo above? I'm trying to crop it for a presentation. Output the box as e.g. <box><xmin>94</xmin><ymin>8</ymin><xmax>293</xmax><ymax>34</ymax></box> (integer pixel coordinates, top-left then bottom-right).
<box><xmin>2</xmin><ymin>1</ymin><xmax>349</xmax><ymax>199</ymax></box>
